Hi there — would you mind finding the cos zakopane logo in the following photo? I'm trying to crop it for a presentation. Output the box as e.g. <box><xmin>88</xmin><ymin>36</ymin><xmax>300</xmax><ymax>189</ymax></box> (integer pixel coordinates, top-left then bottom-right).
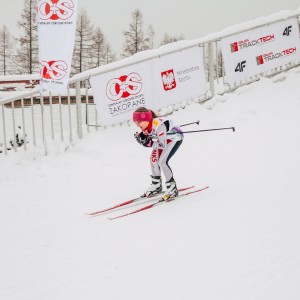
<box><xmin>106</xmin><ymin>73</ymin><xmax>143</xmax><ymax>101</ymax></box>
<box><xmin>161</xmin><ymin>69</ymin><xmax>176</xmax><ymax>91</ymax></box>
<box><xmin>37</xmin><ymin>0</ymin><xmax>75</xmax><ymax>20</ymax></box>
<box><xmin>40</xmin><ymin>60</ymin><xmax>68</xmax><ymax>80</ymax></box>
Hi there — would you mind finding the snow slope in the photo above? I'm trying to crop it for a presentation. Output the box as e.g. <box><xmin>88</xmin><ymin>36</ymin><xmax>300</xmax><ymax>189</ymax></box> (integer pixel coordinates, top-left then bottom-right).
<box><xmin>0</xmin><ymin>66</ymin><xmax>300</xmax><ymax>300</ymax></box>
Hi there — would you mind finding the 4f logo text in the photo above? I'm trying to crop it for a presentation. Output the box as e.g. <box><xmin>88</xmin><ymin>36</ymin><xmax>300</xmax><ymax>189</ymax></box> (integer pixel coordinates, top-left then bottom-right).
<box><xmin>235</xmin><ymin>61</ymin><xmax>246</xmax><ymax>72</ymax></box>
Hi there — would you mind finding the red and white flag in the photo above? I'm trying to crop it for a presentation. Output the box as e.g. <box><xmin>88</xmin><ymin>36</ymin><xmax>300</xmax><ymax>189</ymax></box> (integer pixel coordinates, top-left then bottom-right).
<box><xmin>37</xmin><ymin>0</ymin><xmax>78</xmax><ymax>92</ymax></box>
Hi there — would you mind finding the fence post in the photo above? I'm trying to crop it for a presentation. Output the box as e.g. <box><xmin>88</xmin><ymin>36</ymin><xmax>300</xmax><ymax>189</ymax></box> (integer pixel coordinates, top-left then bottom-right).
<box><xmin>40</xmin><ymin>94</ymin><xmax>47</xmax><ymax>156</ymax></box>
<box><xmin>208</xmin><ymin>42</ymin><xmax>215</xmax><ymax>98</ymax></box>
<box><xmin>11</xmin><ymin>101</ymin><xmax>17</xmax><ymax>152</ymax></box>
<box><xmin>67</xmin><ymin>86</ymin><xmax>73</xmax><ymax>142</ymax></box>
<box><xmin>76</xmin><ymin>80</ymin><xmax>83</xmax><ymax>139</ymax></box>
<box><xmin>85</xmin><ymin>83</ymin><xmax>90</xmax><ymax>133</ymax></box>
<box><xmin>1</xmin><ymin>105</ymin><xmax>7</xmax><ymax>155</ymax></box>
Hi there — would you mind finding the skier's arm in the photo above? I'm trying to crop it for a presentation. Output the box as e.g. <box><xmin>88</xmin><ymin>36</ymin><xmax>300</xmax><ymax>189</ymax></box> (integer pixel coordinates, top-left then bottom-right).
<box><xmin>155</xmin><ymin>124</ymin><xmax>168</xmax><ymax>148</ymax></box>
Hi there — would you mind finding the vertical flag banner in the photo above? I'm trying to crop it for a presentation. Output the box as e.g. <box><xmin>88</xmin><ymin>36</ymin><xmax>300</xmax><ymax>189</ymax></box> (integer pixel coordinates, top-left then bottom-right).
<box><xmin>90</xmin><ymin>61</ymin><xmax>156</xmax><ymax>126</ymax></box>
<box><xmin>221</xmin><ymin>18</ymin><xmax>300</xmax><ymax>84</ymax></box>
<box><xmin>151</xmin><ymin>46</ymin><xmax>207</xmax><ymax>109</ymax></box>
<box><xmin>37</xmin><ymin>0</ymin><xmax>78</xmax><ymax>92</ymax></box>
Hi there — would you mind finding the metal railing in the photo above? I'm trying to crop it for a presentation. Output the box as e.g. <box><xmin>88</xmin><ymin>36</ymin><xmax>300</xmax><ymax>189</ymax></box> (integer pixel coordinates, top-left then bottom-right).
<box><xmin>1</xmin><ymin>10</ymin><xmax>299</xmax><ymax>156</ymax></box>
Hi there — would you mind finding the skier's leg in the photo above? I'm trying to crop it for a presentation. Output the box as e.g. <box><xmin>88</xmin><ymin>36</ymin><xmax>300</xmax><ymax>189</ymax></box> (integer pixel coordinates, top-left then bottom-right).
<box><xmin>159</xmin><ymin>140</ymin><xmax>182</xmax><ymax>183</ymax></box>
<box><xmin>142</xmin><ymin>149</ymin><xmax>163</xmax><ymax>197</ymax></box>
<box><xmin>159</xmin><ymin>140</ymin><xmax>182</xmax><ymax>198</ymax></box>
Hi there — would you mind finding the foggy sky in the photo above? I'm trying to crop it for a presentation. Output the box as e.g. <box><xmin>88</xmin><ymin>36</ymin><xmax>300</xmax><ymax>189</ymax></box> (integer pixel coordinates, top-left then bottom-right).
<box><xmin>1</xmin><ymin>0</ymin><xmax>299</xmax><ymax>57</ymax></box>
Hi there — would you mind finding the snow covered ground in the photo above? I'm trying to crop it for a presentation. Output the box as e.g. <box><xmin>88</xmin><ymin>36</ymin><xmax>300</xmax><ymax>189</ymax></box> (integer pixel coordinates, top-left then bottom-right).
<box><xmin>0</xmin><ymin>65</ymin><xmax>300</xmax><ymax>300</ymax></box>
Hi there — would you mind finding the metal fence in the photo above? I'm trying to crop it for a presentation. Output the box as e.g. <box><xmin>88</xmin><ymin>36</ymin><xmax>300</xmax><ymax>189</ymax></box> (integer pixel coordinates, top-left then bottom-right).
<box><xmin>1</xmin><ymin>11</ymin><xmax>299</xmax><ymax>156</ymax></box>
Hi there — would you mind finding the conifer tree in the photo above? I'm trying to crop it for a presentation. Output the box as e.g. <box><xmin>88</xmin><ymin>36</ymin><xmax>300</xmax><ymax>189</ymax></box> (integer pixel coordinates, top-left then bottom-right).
<box><xmin>122</xmin><ymin>9</ymin><xmax>150</xmax><ymax>57</ymax></box>
<box><xmin>72</xmin><ymin>8</ymin><xmax>94</xmax><ymax>75</ymax></box>
<box><xmin>0</xmin><ymin>26</ymin><xmax>14</xmax><ymax>75</ymax></box>
<box><xmin>16</xmin><ymin>0</ymin><xmax>39</xmax><ymax>74</ymax></box>
<box><xmin>160</xmin><ymin>33</ymin><xmax>184</xmax><ymax>46</ymax></box>
<box><xmin>91</xmin><ymin>27</ymin><xmax>106</xmax><ymax>68</ymax></box>
<box><xmin>146</xmin><ymin>25</ymin><xmax>155</xmax><ymax>49</ymax></box>
<box><xmin>104</xmin><ymin>43</ymin><xmax>116</xmax><ymax>64</ymax></box>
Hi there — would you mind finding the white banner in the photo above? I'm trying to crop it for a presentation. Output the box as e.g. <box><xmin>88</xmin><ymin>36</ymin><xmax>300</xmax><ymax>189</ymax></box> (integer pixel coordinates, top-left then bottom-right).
<box><xmin>221</xmin><ymin>18</ymin><xmax>300</xmax><ymax>84</ymax></box>
<box><xmin>37</xmin><ymin>0</ymin><xmax>78</xmax><ymax>92</ymax></box>
<box><xmin>90</xmin><ymin>61</ymin><xmax>156</xmax><ymax>126</ymax></box>
<box><xmin>255</xmin><ymin>19</ymin><xmax>300</xmax><ymax>72</ymax></box>
<box><xmin>151</xmin><ymin>46</ymin><xmax>207</xmax><ymax>109</ymax></box>
<box><xmin>90</xmin><ymin>46</ymin><xmax>208</xmax><ymax>126</ymax></box>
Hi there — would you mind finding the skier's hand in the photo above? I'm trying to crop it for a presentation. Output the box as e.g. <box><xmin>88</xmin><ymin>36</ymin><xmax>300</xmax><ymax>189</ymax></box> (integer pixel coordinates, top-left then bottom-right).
<box><xmin>134</xmin><ymin>132</ymin><xmax>147</xmax><ymax>144</ymax></box>
<box><xmin>134</xmin><ymin>132</ymin><xmax>153</xmax><ymax>147</ymax></box>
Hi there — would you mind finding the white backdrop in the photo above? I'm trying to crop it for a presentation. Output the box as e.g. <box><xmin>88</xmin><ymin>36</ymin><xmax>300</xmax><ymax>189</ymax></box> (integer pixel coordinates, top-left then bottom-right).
<box><xmin>221</xmin><ymin>18</ymin><xmax>300</xmax><ymax>84</ymax></box>
<box><xmin>90</xmin><ymin>46</ymin><xmax>207</xmax><ymax>126</ymax></box>
<box><xmin>152</xmin><ymin>47</ymin><xmax>207</xmax><ymax>108</ymax></box>
<box><xmin>90</xmin><ymin>61</ymin><xmax>155</xmax><ymax>126</ymax></box>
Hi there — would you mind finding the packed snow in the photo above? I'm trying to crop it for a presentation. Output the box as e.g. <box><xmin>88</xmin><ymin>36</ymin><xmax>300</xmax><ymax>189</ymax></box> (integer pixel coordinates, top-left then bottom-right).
<box><xmin>0</xmin><ymin>64</ymin><xmax>300</xmax><ymax>299</ymax></box>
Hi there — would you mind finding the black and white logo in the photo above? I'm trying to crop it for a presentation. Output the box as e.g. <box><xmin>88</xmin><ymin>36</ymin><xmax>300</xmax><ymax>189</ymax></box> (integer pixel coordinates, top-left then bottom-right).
<box><xmin>235</xmin><ymin>61</ymin><xmax>246</xmax><ymax>72</ymax></box>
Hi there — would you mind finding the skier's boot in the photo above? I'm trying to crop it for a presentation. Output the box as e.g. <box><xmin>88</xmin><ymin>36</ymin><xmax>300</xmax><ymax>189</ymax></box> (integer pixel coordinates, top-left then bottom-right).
<box><xmin>163</xmin><ymin>179</ymin><xmax>178</xmax><ymax>201</ymax></box>
<box><xmin>142</xmin><ymin>175</ymin><xmax>162</xmax><ymax>197</ymax></box>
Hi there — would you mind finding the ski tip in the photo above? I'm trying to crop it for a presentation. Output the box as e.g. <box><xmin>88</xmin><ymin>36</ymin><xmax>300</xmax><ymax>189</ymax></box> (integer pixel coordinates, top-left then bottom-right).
<box><xmin>107</xmin><ymin>216</ymin><xmax>118</xmax><ymax>221</ymax></box>
<box><xmin>85</xmin><ymin>212</ymin><xmax>103</xmax><ymax>216</ymax></box>
<box><xmin>85</xmin><ymin>212</ymin><xmax>98</xmax><ymax>215</ymax></box>
<box><xmin>200</xmin><ymin>186</ymin><xmax>209</xmax><ymax>191</ymax></box>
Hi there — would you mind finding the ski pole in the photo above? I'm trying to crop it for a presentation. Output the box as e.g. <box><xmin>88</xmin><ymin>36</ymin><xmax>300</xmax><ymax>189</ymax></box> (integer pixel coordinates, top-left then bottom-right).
<box><xmin>168</xmin><ymin>127</ymin><xmax>235</xmax><ymax>134</ymax></box>
<box><xmin>180</xmin><ymin>120</ymin><xmax>200</xmax><ymax>127</ymax></box>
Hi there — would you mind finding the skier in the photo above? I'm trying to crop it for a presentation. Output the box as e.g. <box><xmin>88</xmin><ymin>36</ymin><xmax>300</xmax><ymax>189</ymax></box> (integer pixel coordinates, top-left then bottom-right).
<box><xmin>133</xmin><ymin>107</ymin><xmax>183</xmax><ymax>200</ymax></box>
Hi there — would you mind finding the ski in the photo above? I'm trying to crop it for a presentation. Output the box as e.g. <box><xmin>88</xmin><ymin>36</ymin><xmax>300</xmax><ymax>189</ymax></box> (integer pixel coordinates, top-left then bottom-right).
<box><xmin>85</xmin><ymin>186</ymin><xmax>195</xmax><ymax>216</ymax></box>
<box><xmin>108</xmin><ymin>186</ymin><xmax>209</xmax><ymax>220</ymax></box>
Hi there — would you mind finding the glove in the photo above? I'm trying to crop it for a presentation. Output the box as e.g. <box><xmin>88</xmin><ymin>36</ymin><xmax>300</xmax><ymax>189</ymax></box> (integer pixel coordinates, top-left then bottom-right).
<box><xmin>134</xmin><ymin>132</ymin><xmax>148</xmax><ymax>144</ymax></box>
<box><xmin>134</xmin><ymin>132</ymin><xmax>153</xmax><ymax>147</ymax></box>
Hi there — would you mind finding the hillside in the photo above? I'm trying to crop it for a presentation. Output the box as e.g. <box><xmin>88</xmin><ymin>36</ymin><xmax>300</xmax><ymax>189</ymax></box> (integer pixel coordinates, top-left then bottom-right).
<box><xmin>0</xmin><ymin>66</ymin><xmax>300</xmax><ymax>300</ymax></box>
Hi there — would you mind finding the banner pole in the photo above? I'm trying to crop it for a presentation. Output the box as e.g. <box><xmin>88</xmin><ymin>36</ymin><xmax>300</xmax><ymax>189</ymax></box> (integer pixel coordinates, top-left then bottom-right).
<box><xmin>208</xmin><ymin>42</ymin><xmax>215</xmax><ymax>98</ymax></box>
<box><xmin>76</xmin><ymin>81</ymin><xmax>83</xmax><ymax>139</ymax></box>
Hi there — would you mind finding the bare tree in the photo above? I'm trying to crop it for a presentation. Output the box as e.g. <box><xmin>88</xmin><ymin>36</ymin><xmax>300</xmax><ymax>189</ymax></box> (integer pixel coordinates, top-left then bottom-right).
<box><xmin>104</xmin><ymin>43</ymin><xmax>116</xmax><ymax>64</ymax></box>
<box><xmin>72</xmin><ymin>8</ymin><xmax>94</xmax><ymax>75</ymax></box>
<box><xmin>122</xmin><ymin>9</ymin><xmax>150</xmax><ymax>57</ymax></box>
<box><xmin>16</xmin><ymin>0</ymin><xmax>39</xmax><ymax>74</ymax></box>
<box><xmin>91</xmin><ymin>27</ymin><xmax>106</xmax><ymax>68</ymax></box>
<box><xmin>0</xmin><ymin>26</ymin><xmax>14</xmax><ymax>75</ymax></box>
<box><xmin>90</xmin><ymin>27</ymin><xmax>117</xmax><ymax>68</ymax></box>
<box><xmin>146</xmin><ymin>24</ymin><xmax>155</xmax><ymax>49</ymax></box>
<box><xmin>160</xmin><ymin>33</ymin><xmax>184</xmax><ymax>46</ymax></box>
